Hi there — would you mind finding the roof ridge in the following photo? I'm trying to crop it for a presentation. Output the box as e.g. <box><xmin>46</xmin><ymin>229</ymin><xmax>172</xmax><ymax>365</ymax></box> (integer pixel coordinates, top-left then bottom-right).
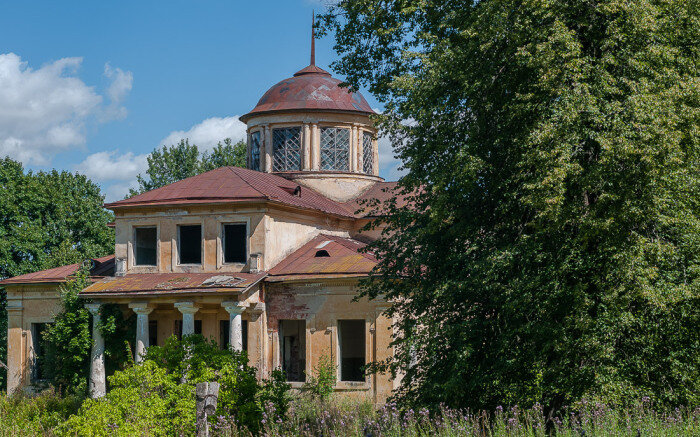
<box><xmin>227</xmin><ymin>166</ymin><xmax>271</xmax><ymax>200</ymax></box>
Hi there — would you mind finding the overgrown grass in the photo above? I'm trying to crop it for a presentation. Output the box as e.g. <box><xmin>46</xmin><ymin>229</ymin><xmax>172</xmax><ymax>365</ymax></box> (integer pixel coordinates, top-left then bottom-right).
<box><xmin>0</xmin><ymin>389</ymin><xmax>81</xmax><ymax>437</ymax></box>
<box><xmin>2</xmin><ymin>391</ymin><xmax>699</xmax><ymax>436</ymax></box>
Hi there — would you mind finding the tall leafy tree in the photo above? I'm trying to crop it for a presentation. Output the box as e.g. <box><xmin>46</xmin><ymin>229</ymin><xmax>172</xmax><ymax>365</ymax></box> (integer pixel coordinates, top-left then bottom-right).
<box><xmin>130</xmin><ymin>138</ymin><xmax>247</xmax><ymax>196</ymax></box>
<box><xmin>0</xmin><ymin>157</ymin><xmax>114</xmax><ymax>390</ymax></box>
<box><xmin>322</xmin><ymin>0</ymin><xmax>700</xmax><ymax>411</ymax></box>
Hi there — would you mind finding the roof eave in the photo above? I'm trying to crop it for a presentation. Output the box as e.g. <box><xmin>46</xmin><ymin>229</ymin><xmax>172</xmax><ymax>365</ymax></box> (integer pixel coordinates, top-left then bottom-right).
<box><xmin>240</xmin><ymin>107</ymin><xmax>375</xmax><ymax>123</ymax></box>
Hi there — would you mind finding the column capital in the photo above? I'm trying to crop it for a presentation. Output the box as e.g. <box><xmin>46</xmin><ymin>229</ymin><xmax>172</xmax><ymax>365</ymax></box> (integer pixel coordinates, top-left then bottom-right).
<box><xmin>129</xmin><ymin>302</ymin><xmax>154</xmax><ymax>316</ymax></box>
<box><xmin>222</xmin><ymin>301</ymin><xmax>246</xmax><ymax>315</ymax></box>
<box><xmin>175</xmin><ymin>301</ymin><xmax>200</xmax><ymax>315</ymax></box>
<box><xmin>84</xmin><ymin>303</ymin><xmax>102</xmax><ymax>315</ymax></box>
<box><xmin>248</xmin><ymin>302</ymin><xmax>266</xmax><ymax>321</ymax></box>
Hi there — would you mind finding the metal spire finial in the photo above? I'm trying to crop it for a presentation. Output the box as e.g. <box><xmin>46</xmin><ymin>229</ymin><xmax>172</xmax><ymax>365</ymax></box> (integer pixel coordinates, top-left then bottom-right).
<box><xmin>311</xmin><ymin>11</ymin><xmax>316</xmax><ymax>66</ymax></box>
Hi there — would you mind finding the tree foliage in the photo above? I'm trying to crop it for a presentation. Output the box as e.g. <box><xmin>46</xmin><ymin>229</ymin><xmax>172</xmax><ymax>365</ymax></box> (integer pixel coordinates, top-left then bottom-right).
<box><xmin>42</xmin><ymin>266</ymin><xmax>134</xmax><ymax>396</ymax></box>
<box><xmin>0</xmin><ymin>157</ymin><xmax>114</xmax><ymax>279</ymax></box>
<box><xmin>0</xmin><ymin>157</ymin><xmax>114</xmax><ymax>392</ymax></box>
<box><xmin>321</xmin><ymin>0</ymin><xmax>700</xmax><ymax>411</ymax></box>
<box><xmin>58</xmin><ymin>335</ymin><xmax>291</xmax><ymax>436</ymax></box>
<box><xmin>129</xmin><ymin>138</ymin><xmax>246</xmax><ymax>196</ymax></box>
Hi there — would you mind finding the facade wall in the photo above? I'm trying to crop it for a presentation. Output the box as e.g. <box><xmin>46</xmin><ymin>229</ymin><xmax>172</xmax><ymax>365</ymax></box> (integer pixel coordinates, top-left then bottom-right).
<box><xmin>5</xmin><ymin>284</ymin><xmax>63</xmax><ymax>394</ymax></box>
<box><xmin>264</xmin><ymin>280</ymin><xmax>392</xmax><ymax>404</ymax></box>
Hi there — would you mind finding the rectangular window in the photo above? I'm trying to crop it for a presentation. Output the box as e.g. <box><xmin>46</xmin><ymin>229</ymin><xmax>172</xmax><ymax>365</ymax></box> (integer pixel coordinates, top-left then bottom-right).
<box><xmin>134</xmin><ymin>227</ymin><xmax>157</xmax><ymax>266</ymax></box>
<box><xmin>223</xmin><ymin>223</ymin><xmax>247</xmax><ymax>264</ymax></box>
<box><xmin>321</xmin><ymin>127</ymin><xmax>350</xmax><ymax>171</ymax></box>
<box><xmin>178</xmin><ymin>224</ymin><xmax>202</xmax><ymax>264</ymax></box>
<box><xmin>149</xmin><ymin>320</ymin><xmax>158</xmax><ymax>347</ymax></box>
<box><xmin>279</xmin><ymin>320</ymin><xmax>306</xmax><ymax>382</ymax></box>
<box><xmin>338</xmin><ymin>320</ymin><xmax>366</xmax><ymax>382</ymax></box>
<box><xmin>220</xmin><ymin>319</ymin><xmax>248</xmax><ymax>351</ymax></box>
<box><xmin>250</xmin><ymin>131</ymin><xmax>261</xmax><ymax>171</ymax></box>
<box><xmin>31</xmin><ymin>323</ymin><xmax>50</xmax><ymax>381</ymax></box>
<box><xmin>272</xmin><ymin>127</ymin><xmax>301</xmax><ymax>172</ymax></box>
<box><xmin>362</xmin><ymin>132</ymin><xmax>374</xmax><ymax>174</ymax></box>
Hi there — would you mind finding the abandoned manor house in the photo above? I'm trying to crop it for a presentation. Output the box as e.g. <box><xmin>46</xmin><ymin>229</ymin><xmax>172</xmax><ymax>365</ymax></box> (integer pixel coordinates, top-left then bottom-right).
<box><xmin>1</xmin><ymin>38</ymin><xmax>401</xmax><ymax>403</ymax></box>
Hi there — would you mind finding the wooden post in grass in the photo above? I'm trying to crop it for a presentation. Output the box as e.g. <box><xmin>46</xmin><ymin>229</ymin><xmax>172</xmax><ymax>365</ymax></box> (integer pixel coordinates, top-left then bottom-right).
<box><xmin>195</xmin><ymin>382</ymin><xmax>219</xmax><ymax>437</ymax></box>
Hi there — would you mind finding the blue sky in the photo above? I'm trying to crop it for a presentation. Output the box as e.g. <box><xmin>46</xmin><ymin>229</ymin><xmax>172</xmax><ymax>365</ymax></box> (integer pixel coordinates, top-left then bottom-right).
<box><xmin>0</xmin><ymin>0</ymin><xmax>401</xmax><ymax>200</ymax></box>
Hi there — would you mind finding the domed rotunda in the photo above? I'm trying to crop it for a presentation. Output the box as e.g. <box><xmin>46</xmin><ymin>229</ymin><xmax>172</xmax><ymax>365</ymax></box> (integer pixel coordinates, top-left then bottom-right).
<box><xmin>240</xmin><ymin>25</ymin><xmax>381</xmax><ymax>202</ymax></box>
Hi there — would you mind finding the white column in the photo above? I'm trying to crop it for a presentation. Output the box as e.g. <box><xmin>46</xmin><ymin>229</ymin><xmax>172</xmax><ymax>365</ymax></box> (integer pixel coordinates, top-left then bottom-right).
<box><xmin>175</xmin><ymin>302</ymin><xmax>199</xmax><ymax>336</ymax></box>
<box><xmin>222</xmin><ymin>302</ymin><xmax>246</xmax><ymax>351</ymax></box>
<box><xmin>129</xmin><ymin>303</ymin><xmax>153</xmax><ymax>363</ymax></box>
<box><xmin>85</xmin><ymin>303</ymin><xmax>106</xmax><ymax>398</ymax></box>
<box><xmin>302</xmin><ymin>123</ymin><xmax>311</xmax><ymax>170</ymax></box>
<box><xmin>311</xmin><ymin>124</ymin><xmax>320</xmax><ymax>170</ymax></box>
<box><xmin>350</xmin><ymin>126</ymin><xmax>358</xmax><ymax>172</ymax></box>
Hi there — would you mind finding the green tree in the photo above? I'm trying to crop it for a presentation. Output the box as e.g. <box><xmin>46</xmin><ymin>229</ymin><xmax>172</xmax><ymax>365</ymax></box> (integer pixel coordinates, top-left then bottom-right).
<box><xmin>322</xmin><ymin>0</ymin><xmax>700</xmax><ymax>411</ymax></box>
<box><xmin>129</xmin><ymin>138</ymin><xmax>247</xmax><ymax>196</ymax></box>
<box><xmin>0</xmin><ymin>157</ymin><xmax>114</xmax><ymax>391</ymax></box>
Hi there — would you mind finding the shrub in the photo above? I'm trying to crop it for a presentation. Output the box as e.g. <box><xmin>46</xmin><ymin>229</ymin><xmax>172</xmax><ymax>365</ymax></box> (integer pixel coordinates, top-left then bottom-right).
<box><xmin>59</xmin><ymin>335</ymin><xmax>291</xmax><ymax>435</ymax></box>
<box><xmin>302</xmin><ymin>354</ymin><xmax>336</xmax><ymax>401</ymax></box>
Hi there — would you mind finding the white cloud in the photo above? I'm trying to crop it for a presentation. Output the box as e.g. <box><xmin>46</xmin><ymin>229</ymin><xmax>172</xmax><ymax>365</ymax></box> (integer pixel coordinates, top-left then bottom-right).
<box><xmin>75</xmin><ymin>150</ymin><xmax>148</xmax><ymax>202</ymax></box>
<box><xmin>0</xmin><ymin>53</ymin><xmax>132</xmax><ymax>165</ymax></box>
<box><xmin>103</xmin><ymin>63</ymin><xmax>133</xmax><ymax>120</ymax></box>
<box><xmin>161</xmin><ymin>116</ymin><xmax>247</xmax><ymax>151</ymax></box>
<box><xmin>75</xmin><ymin>150</ymin><xmax>148</xmax><ymax>182</ymax></box>
<box><xmin>378</xmin><ymin>134</ymin><xmax>406</xmax><ymax>181</ymax></box>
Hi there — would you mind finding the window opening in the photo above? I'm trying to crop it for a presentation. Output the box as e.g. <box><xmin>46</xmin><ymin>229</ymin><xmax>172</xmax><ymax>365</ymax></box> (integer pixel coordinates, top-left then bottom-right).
<box><xmin>134</xmin><ymin>227</ymin><xmax>157</xmax><ymax>266</ymax></box>
<box><xmin>31</xmin><ymin>323</ymin><xmax>51</xmax><ymax>381</ymax></box>
<box><xmin>272</xmin><ymin>127</ymin><xmax>301</xmax><ymax>171</ymax></box>
<box><xmin>279</xmin><ymin>320</ymin><xmax>306</xmax><ymax>382</ymax></box>
<box><xmin>149</xmin><ymin>320</ymin><xmax>158</xmax><ymax>347</ymax></box>
<box><xmin>362</xmin><ymin>132</ymin><xmax>374</xmax><ymax>174</ymax></box>
<box><xmin>250</xmin><ymin>131</ymin><xmax>261</xmax><ymax>171</ymax></box>
<box><xmin>178</xmin><ymin>224</ymin><xmax>202</xmax><ymax>264</ymax></box>
<box><xmin>223</xmin><ymin>223</ymin><xmax>247</xmax><ymax>264</ymax></box>
<box><xmin>339</xmin><ymin>319</ymin><xmax>366</xmax><ymax>382</ymax></box>
<box><xmin>321</xmin><ymin>127</ymin><xmax>350</xmax><ymax>171</ymax></box>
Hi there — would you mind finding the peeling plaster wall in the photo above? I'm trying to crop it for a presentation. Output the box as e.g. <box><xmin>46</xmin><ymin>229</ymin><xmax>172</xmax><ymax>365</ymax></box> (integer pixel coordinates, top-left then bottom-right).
<box><xmin>262</xmin><ymin>210</ymin><xmax>352</xmax><ymax>270</ymax></box>
<box><xmin>4</xmin><ymin>284</ymin><xmax>63</xmax><ymax>395</ymax></box>
<box><xmin>265</xmin><ymin>281</ymin><xmax>393</xmax><ymax>404</ymax></box>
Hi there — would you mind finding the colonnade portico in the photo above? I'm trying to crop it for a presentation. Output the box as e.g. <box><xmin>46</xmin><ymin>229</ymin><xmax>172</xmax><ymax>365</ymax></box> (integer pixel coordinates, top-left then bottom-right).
<box><xmin>85</xmin><ymin>299</ymin><xmax>255</xmax><ymax>398</ymax></box>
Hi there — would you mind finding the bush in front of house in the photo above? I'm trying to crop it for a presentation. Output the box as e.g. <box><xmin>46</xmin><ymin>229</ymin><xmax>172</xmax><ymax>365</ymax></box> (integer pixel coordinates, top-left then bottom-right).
<box><xmin>56</xmin><ymin>335</ymin><xmax>290</xmax><ymax>436</ymax></box>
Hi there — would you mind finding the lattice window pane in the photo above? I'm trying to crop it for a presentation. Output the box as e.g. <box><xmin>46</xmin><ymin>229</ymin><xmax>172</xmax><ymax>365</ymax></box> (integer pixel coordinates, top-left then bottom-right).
<box><xmin>250</xmin><ymin>131</ymin><xmax>261</xmax><ymax>171</ymax></box>
<box><xmin>362</xmin><ymin>132</ymin><xmax>374</xmax><ymax>174</ymax></box>
<box><xmin>320</xmin><ymin>127</ymin><xmax>350</xmax><ymax>171</ymax></box>
<box><xmin>272</xmin><ymin>127</ymin><xmax>301</xmax><ymax>172</ymax></box>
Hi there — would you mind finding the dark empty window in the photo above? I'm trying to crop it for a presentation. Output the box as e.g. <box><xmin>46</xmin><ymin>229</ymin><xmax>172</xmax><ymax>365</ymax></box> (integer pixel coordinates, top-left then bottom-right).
<box><xmin>339</xmin><ymin>320</ymin><xmax>366</xmax><ymax>382</ymax></box>
<box><xmin>315</xmin><ymin>250</ymin><xmax>330</xmax><ymax>257</ymax></box>
<box><xmin>220</xmin><ymin>319</ymin><xmax>248</xmax><ymax>351</ymax></box>
<box><xmin>279</xmin><ymin>320</ymin><xmax>306</xmax><ymax>382</ymax></box>
<box><xmin>31</xmin><ymin>323</ymin><xmax>51</xmax><ymax>381</ymax></box>
<box><xmin>149</xmin><ymin>320</ymin><xmax>158</xmax><ymax>347</ymax></box>
<box><xmin>223</xmin><ymin>223</ymin><xmax>247</xmax><ymax>264</ymax></box>
<box><xmin>134</xmin><ymin>227</ymin><xmax>157</xmax><ymax>266</ymax></box>
<box><xmin>178</xmin><ymin>225</ymin><xmax>202</xmax><ymax>264</ymax></box>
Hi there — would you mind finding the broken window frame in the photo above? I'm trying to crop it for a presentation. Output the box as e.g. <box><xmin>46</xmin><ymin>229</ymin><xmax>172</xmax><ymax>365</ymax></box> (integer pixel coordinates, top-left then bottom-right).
<box><xmin>177</xmin><ymin>224</ymin><xmax>203</xmax><ymax>265</ymax></box>
<box><xmin>222</xmin><ymin>222</ymin><xmax>248</xmax><ymax>265</ymax></box>
<box><xmin>133</xmin><ymin>226</ymin><xmax>158</xmax><ymax>266</ymax></box>
<box><xmin>337</xmin><ymin>319</ymin><xmax>367</xmax><ymax>383</ymax></box>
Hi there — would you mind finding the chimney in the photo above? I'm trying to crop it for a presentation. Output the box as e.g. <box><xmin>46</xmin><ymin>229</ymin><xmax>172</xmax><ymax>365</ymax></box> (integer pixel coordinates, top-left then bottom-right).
<box><xmin>115</xmin><ymin>258</ymin><xmax>127</xmax><ymax>277</ymax></box>
<box><xmin>249</xmin><ymin>253</ymin><xmax>262</xmax><ymax>273</ymax></box>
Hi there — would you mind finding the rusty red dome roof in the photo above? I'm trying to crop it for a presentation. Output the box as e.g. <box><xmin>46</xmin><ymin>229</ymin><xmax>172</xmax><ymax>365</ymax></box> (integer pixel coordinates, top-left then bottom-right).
<box><xmin>240</xmin><ymin>64</ymin><xmax>374</xmax><ymax>121</ymax></box>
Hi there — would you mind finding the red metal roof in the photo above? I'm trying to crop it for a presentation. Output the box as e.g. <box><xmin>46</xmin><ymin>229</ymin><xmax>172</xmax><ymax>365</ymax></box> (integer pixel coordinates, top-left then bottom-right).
<box><xmin>343</xmin><ymin>182</ymin><xmax>406</xmax><ymax>217</ymax></box>
<box><xmin>269</xmin><ymin>234</ymin><xmax>377</xmax><ymax>277</ymax></box>
<box><xmin>240</xmin><ymin>64</ymin><xmax>374</xmax><ymax>122</ymax></box>
<box><xmin>105</xmin><ymin>166</ymin><xmax>355</xmax><ymax>218</ymax></box>
<box><xmin>0</xmin><ymin>255</ymin><xmax>115</xmax><ymax>285</ymax></box>
<box><xmin>82</xmin><ymin>272</ymin><xmax>266</xmax><ymax>295</ymax></box>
